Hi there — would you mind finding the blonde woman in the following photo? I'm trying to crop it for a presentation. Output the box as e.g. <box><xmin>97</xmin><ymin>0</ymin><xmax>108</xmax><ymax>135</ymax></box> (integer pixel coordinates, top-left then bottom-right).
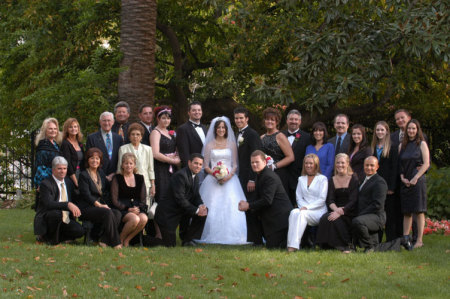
<box><xmin>111</xmin><ymin>153</ymin><xmax>148</xmax><ymax>247</ymax></box>
<box><xmin>34</xmin><ymin>118</ymin><xmax>62</xmax><ymax>188</ymax></box>
<box><xmin>316</xmin><ymin>154</ymin><xmax>358</xmax><ymax>252</ymax></box>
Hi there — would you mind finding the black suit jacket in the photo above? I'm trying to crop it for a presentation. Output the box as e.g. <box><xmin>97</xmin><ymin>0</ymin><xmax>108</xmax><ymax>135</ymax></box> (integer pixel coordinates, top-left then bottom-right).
<box><xmin>112</xmin><ymin>121</ymin><xmax>130</xmax><ymax>144</ymax></box>
<box><xmin>328</xmin><ymin>133</ymin><xmax>351</xmax><ymax>154</ymax></box>
<box><xmin>34</xmin><ymin>177</ymin><xmax>76</xmax><ymax>236</ymax></box>
<box><xmin>358</xmin><ymin>173</ymin><xmax>387</xmax><ymax>223</ymax></box>
<box><xmin>350</xmin><ymin>147</ymin><xmax>373</xmax><ymax>182</ymax></box>
<box><xmin>237</xmin><ymin>126</ymin><xmax>262</xmax><ymax>189</ymax></box>
<box><xmin>282</xmin><ymin>129</ymin><xmax>310</xmax><ymax>191</ymax></box>
<box><xmin>86</xmin><ymin>131</ymin><xmax>123</xmax><ymax>176</ymax></box>
<box><xmin>249</xmin><ymin>168</ymin><xmax>293</xmax><ymax>236</ymax></box>
<box><xmin>138</xmin><ymin>121</ymin><xmax>153</xmax><ymax>146</ymax></box>
<box><xmin>176</xmin><ymin>121</ymin><xmax>207</xmax><ymax>167</ymax></box>
<box><xmin>60</xmin><ymin>139</ymin><xmax>85</xmax><ymax>177</ymax></box>
<box><xmin>155</xmin><ymin>167</ymin><xmax>204</xmax><ymax>230</ymax></box>
<box><xmin>76</xmin><ymin>169</ymin><xmax>110</xmax><ymax>210</ymax></box>
<box><xmin>373</xmin><ymin>145</ymin><xmax>398</xmax><ymax>192</ymax></box>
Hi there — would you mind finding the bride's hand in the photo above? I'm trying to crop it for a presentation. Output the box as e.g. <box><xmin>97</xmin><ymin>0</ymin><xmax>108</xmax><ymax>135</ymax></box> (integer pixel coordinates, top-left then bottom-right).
<box><xmin>218</xmin><ymin>174</ymin><xmax>232</xmax><ymax>184</ymax></box>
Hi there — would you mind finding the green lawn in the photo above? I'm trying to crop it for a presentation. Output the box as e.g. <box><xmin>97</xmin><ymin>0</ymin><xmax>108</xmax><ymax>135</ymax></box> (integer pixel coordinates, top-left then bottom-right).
<box><xmin>0</xmin><ymin>209</ymin><xmax>449</xmax><ymax>298</ymax></box>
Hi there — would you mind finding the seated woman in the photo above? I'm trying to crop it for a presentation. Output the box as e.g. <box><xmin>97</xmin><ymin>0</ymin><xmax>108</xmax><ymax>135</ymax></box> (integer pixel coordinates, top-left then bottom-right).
<box><xmin>287</xmin><ymin>154</ymin><xmax>328</xmax><ymax>252</ymax></box>
<box><xmin>111</xmin><ymin>153</ymin><xmax>148</xmax><ymax>247</ymax></box>
<box><xmin>305</xmin><ymin>122</ymin><xmax>335</xmax><ymax>179</ymax></box>
<box><xmin>316</xmin><ymin>153</ymin><xmax>358</xmax><ymax>253</ymax></box>
<box><xmin>77</xmin><ymin>148</ymin><xmax>122</xmax><ymax>249</ymax></box>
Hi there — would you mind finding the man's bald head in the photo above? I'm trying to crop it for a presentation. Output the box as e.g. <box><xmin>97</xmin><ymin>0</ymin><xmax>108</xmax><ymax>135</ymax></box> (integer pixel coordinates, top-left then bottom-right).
<box><xmin>364</xmin><ymin>156</ymin><xmax>379</xmax><ymax>176</ymax></box>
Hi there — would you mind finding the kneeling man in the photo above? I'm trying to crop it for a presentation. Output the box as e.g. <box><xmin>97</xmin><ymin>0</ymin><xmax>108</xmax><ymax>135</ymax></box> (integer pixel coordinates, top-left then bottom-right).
<box><xmin>155</xmin><ymin>153</ymin><xmax>208</xmax><ymax>247</ymax></box>
<box><xmin>352</xmin><ymin>156</ymin><xmax>387</xmax><ymax>252</ymax></box>
<box><xmin>34</xmin><ymin>156</ymin><xmax>84</xmax><ymax>244</ymax></box>
<box><xmin>239</xmin><ymin>150</ymin><xmax>293</xmax><ymax>248</ymax></box>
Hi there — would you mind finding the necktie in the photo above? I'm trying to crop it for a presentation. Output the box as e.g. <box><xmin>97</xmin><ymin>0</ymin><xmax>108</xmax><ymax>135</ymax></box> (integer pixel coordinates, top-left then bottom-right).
<box><xmin>399</xmin><ymin>131</ymin><xmax>404</xmax><ymax>142</ymax></box>
<box><xmin>60</xmin><ymin>182</ymin><xmax>70</xmax><ymax>224</ymax></box>
<box><xmin>359</xmin><ymin>176</ymin><xmax>369</xmax><ymax>191</ymax></box>
<box><xmin>106</xmin><ymin>133</ymin><xmax>112</xmax><ymax>159</ymax></box>
<box><xmin>118</xmin><ymin>124</ymin><xmax>124</xmax><ymax>140</ymax></box>
<box><xmin>336</xmin><ymin>136</ymin><xmax>342</xmax><ymax>153</ymax></box>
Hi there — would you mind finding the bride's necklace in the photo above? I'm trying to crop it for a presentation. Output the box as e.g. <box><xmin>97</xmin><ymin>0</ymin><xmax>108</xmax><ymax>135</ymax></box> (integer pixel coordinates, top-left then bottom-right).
<box><xmin>215</xmin><ymin>139</ymin><xmax>227</xmax><ymax>147</ymax></box>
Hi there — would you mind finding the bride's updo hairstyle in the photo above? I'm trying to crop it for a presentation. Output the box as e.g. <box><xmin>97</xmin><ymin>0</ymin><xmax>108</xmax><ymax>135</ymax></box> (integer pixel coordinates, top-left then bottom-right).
<box><xmin>213</xmin><ymin>119</ymin><xmax>228</xmax><ymax>138</ymax></box>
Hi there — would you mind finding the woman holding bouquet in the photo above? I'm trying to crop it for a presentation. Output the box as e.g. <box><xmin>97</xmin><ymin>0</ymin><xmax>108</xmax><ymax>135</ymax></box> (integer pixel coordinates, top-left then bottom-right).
<box><xmin>196</xmin><ymin>116</ymin><xmax>248</xmax><ymax>244</ymax></box>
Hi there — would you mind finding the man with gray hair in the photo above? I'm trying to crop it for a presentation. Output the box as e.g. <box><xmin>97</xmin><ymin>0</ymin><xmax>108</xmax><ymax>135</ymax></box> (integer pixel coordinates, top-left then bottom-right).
<box><xmin>111</xmin><ymin>101</ymin><xmax>131</xmax><ymax>143</ymax></box>
<box><xmin>282</xmin><ymin>109</ymin><xmax>311</xmax><ymax>206</ymax></box>
<box><xmin>86</xmin><ymin>111</ymin><xmax>123</xmax><ymax>179</ymax></box>
<box><xmin>34</xmin><ymin>156</ymin><xmax>84</xmax><ymax>244</ymax></box>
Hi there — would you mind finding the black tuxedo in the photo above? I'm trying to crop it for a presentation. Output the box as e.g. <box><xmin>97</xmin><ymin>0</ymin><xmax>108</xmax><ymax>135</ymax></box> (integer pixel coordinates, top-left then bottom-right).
<box><xmin>34</xmin><ymin>176</ymin><xmax>84</xmax><ymax>243</ymax></box>
<box><xmin>328</xmin><ymin>133</ymin><xmax>351</xmax><ymax>154</ymax></box>
<box><xmin>282</xmin><ymin>129</ymin><xmax>310</xmax><ymax>206</ymax></box>
<box><xmin>138</xmin><ymin>121</ymin><xmax>153</xmax><ymax>146</ymax></box>
<box><xmin>176</xmin><ymin>121</ymin><xmax>207</xmax><ymax>167</ymax></box>
<box><xmin>236</xmin><ymin>126</ymin><xmax>263</xmax><ymax>243</ymax></box>
<box><xmin>155</xmin><ymin>167</ymin><xmax>206</xmax><ymax>246</ymax></box>
<box><xmin>250</xmin><ymin>168</ymin><xmax>293</xmax><ymax>248</ymax></box>
<box><xmin>86</xmin><ymin>131</ymin><xmax>123</xmax><ymax>176</ymax></box>
<box><xmin>352</xmin><ymin>173</ymin><xmax>387</xmax><ymax>249</ymax></box>
<box><xmin>60</xmin><ymin>139</ymin><xmax>85</xmax><ymax>178</ymax></box>
<box><xmin>112</xmin><ymin>121</ymin><xmax>130</xmax><ymax>144</ymax></box>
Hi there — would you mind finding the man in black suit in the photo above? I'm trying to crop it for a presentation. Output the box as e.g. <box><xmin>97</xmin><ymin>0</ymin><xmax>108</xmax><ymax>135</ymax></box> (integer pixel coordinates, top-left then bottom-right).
<box><xmin>111</xmin><ymin>101</ymin><xmax>131</xmax><ymax>143</ymax></box>
<box><xmin>234</xmin><ymin>107</ymin><xmax>263</xmax><ymax>244</ymax></box>
<box><xmin>34</xmin><ymin>156</ymin><xmax>84</xmax><ymax>244</ymax></box>
<box><xmin>155</xmin><ymin>154</ymin><xmax>208</xmax><ymax>247</ymax></box>
<box><xmin>328</xmin><ymin>113</ymin><xmax>351</xmax><ymax>154</ymax></box>
<box><xmin>176</xmin><ymin>101</ymin><xmax>207</xmax><ymax>168</ymax></box>
<box><xmin>352</xmin><ymin>156</ymin><xmax>388</xmax><ymax>252</ymax></box>
<box><xmin>239</xmin><ymin>150</ymin><xmax>293</xmax><ymax>248</ymax></box>
<box><xmin>137</xmin><ymin>103</ymin><xmax>153</xmax><ymax>146</ymax></box>
<box><xmin>282</xmin><ymin>109</ymin><xmax>311</xmax><ymax>206</ymax></box>
<box><xmin>86</xmin><ymin>111</ymin><xmax>124</xmax><ymax>180</ymax></box>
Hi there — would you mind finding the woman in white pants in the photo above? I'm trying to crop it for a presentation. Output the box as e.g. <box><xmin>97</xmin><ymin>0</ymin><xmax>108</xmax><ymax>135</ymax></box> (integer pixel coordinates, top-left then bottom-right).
<box><xmin>287</xmin><ymin>154</ymin><xmax>328</xmax><ymax>252</ymax></box>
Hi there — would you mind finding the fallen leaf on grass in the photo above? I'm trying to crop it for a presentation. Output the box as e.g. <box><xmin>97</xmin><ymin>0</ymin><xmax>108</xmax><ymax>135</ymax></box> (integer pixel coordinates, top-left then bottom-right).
<box><xmin>34</xmin><ymin>257</ymin><xmax>40</xmax><ymax>261</ymax></box>
<box><xmin>122</xmin><ymin>271</ymin><xmax>131</xmax><ymax>275</ymax></box>
<box><xmin>135</xmin><ymin>285</ymin><xmax>142</xmax><ymax>290</ymax></box>
<box><xmin>118</xmin><ymin>252</ymin><xmax>126</xmax><ymax>258</ymax></box>
<box><xmin>388</xmin><ymin>271</ymin><xmax>394</xmax><ymax>275</ymax></box>
<box><xmin>294</xmin><ymin>296</ymin><xmax>304</xmax><ymax>299</ymax></box>
<box><xmin>116</xmin><ymin>265</ymin><xmax>126</xmax><ymax>270</ymax></box>
<box><xmin>150</xmin><ymin>287</ymin><xmax>157</xmax><ymax>291</ymax></box>
<box><xmin>191</xmin><ymin>274</ymin><xmax>198</xmax><ymax>280</ymax></box>
<box><xmin>322</xmin><ymin>272</ymin><xmax>331</xmax><ymax>276</ymax></box>
<box><xmin>232</xmin><ymin>282</ymin><xmax>238</xmax><ymax>287</ymax></box>
<box><xmin>195</xmin><ymin>248</ymin><xmax>203</xmax><ymax>253</ymax></box>
<box><xmin>252</xmin><ymin>273</ymin><xmax>260</xmax><ymax>277</ymax></box>
<box><xmin>215</xmin><ymin>275</ymin><xmax>224</xmax><ymax>281</ymax></box>
<box><xmin>305</xmin><ymin>270</ymin><xmax>313</xmax><ymax>274</ymax></box>
<box><xmin>71</xmin><ymin>294</ymin><xmax>78</xmax><ymax>297</ymax></box>
<box><xmin>265</xmin><ymin>272</ymin><xmax>276</xmax><ymax>278</ymax></box>
<box><xmin>62</xmin><ymin>288</ymin><xmax>68</xmax><ymax>297</ymax></box>
<box><xmin>207</xmin><ymin>288</ymin><xmax>222</xmax><ymax>293</ymax></box>
<box><xmin>241</xmin><ymin>267</ymin><xmax>250</xmax><ymax>272</ymax></box>
<box><xmin>159</xmin><ymin>263</ymin><xmax>169</xmax><ymax>267</ymax></box>
<box><xmin>173</xmin><ymin>275</ymin><xmax>183</xmax><ymax>279</ymax></box>
<box><xmin>164</xmin><ymin>282</ymin><xmax>173</xmax><ymax>287</ymax></box>
<box><xmin>308</xmin><ymin>286</ymin><xmax>316</xmax><ymax>289</ymax></box>
<box><xmin>341</xmin><ymin>278</ymin><xmax>350</xmax><ymax>283</ymax></box>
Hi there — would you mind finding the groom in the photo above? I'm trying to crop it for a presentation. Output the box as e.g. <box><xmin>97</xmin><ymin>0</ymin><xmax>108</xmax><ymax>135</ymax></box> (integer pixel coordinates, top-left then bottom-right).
<box><xmin>155</xmin><ymin>154</ymin><xmax>208</xmax><ymax>247</ymax></box>
<box><xmin>234</xmin><ymin>107</ymin><xmax>264</xmax><ymax>245</ymax></box>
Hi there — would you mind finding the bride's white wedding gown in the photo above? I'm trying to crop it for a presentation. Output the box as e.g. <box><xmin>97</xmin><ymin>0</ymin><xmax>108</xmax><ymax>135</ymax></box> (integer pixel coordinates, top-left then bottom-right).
<box><xmin>197</xmin><ymin>148</ymin><xmax>248</xmax><ymax>245</ymax></box>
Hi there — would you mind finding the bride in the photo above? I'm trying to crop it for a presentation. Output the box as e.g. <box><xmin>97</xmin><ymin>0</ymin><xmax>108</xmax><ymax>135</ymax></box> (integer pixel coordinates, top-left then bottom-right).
<box><xmin>196</xmin><ymin>116</ymin><xmax>248</xmax><ymax>245</ymax></box>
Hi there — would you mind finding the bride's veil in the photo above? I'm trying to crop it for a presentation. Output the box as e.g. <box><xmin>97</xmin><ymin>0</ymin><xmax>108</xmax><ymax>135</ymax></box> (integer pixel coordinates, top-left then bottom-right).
<box><xmin>202</xmin><ymin>116</ymin><xmax>238</xmax><ymax>174</ymax></box>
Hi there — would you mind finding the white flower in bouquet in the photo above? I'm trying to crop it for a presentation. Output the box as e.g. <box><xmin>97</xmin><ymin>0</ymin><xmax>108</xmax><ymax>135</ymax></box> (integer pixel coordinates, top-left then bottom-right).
<box><xmin>212</xmin><ymin>161</ymin><xmax>229</xmax><ymax>180</ymax></box>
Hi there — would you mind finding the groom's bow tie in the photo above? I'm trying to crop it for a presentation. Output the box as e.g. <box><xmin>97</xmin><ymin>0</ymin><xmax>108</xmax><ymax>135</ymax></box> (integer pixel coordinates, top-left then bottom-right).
<box><xmin>287</xmin><ymin>131</ymin><xmax>298</xmax><ymax>137</ymax></box>
<box><xmin>238</xmin><ymin>129</ymin><xmax>245</xmax><ymax>134</ymax></box>
<box><xmin>191</xmin><ymin>122</ymin><xmax>201</xmax><ymax>128</ymax></box>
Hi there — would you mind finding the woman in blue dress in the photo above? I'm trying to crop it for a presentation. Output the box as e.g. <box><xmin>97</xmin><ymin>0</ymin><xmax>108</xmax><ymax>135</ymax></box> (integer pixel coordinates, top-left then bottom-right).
<box><xmin>305</xmin><ymin>122</ymin><xmax>335</xmax><ymax>179</ymax></box>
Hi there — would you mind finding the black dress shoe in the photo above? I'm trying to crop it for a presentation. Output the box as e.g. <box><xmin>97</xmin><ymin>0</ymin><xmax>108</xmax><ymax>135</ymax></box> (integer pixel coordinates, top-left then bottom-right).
<box><xmin>401</xmin><ymin>235</ymin><xmax>413</xmax><ymax>251</ymax></box>
<box><xmin>182</xmin><ymin>240</ymin><xmax>197</xmax><ymax>247</ymax></box>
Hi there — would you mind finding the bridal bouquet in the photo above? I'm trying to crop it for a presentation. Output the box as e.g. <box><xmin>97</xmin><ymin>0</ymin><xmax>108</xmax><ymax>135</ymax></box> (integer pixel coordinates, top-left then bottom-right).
<box><xmin>212</xmin><ymin>161</ymin><xmax>229</xmax><ymax>180</ymax></box>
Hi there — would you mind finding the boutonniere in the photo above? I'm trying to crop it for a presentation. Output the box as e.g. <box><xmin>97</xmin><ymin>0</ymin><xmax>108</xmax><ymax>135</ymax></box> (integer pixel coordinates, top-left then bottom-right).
<box><xmin>169</xmin><ymin>130</ymin><xmax>176</xmax><ymax>137</ymax></box>
<box><xmin>238</xmin><ymin>136</ymin><xmax>244</xmax><ymax>145</ymax></box>
<box><xmin>294</xmin><ymin>132</ymin><xmax>301</xmax><ymax>142</ymax></box>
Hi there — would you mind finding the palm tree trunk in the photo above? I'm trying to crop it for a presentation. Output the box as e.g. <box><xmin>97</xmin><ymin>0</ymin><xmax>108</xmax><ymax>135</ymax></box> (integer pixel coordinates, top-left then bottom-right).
<box><xmin>118</xmin><ymin>0</ymin><xmax>157</xmax><ymax>120</ymax></box>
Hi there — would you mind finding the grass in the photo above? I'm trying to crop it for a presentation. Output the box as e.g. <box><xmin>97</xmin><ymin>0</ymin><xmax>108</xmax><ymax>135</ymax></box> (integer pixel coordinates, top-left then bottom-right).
<box><xmin>0</xmin><ymin>208</ymin><xmax>449</xmax><ymax>298</ymax></box>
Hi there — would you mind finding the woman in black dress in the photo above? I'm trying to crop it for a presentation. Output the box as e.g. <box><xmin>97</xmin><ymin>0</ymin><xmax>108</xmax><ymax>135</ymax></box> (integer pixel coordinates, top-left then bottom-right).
<box><xmin>399</xmin><ymin>119</ymin><xmax>430</xmax><ymax>248</ymax></box>
<box><xmin>348</xmin><ymin>124</ymin><xmax>372</xmax><ymax>182</ymax></box>
<box><xmin>371</xmin><ymin>121</ymin><xmax>401</xmax><ymax>241</ymax></box>
<box><xmin>111</xmin><ymin>153</ymin><xmax>148</xmax><ymax>247</ymax></box>
<box><xmin>150</xmin><ymin>106</ymin><xmax>180</xmax><ymax>203</ymax></box>
<box><xmin>316</xmin><ymin>153</ymin><xmax>358</xmax><ymax>252</ymax></box>
<box><xmin>77</xmin><ymin>148</ymin><xmax>122</xmax><ymax>249</ymax></box>
<box><xmin>60</xmin><ymin>118</ymin><xmax>85</xmax><ymax>188</ymax></box>
<box><xmin>260</xmin><ymin>107</ymin><xmax>294</xmax><ymax>195</ymax></box>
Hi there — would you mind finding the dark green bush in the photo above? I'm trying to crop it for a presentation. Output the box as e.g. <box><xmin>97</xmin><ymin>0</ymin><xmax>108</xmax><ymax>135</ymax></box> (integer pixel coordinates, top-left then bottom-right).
<box><xmin>427</xmin><ymin>165</ymin><xmax>450</xmax><ymax>219</ymax></box>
